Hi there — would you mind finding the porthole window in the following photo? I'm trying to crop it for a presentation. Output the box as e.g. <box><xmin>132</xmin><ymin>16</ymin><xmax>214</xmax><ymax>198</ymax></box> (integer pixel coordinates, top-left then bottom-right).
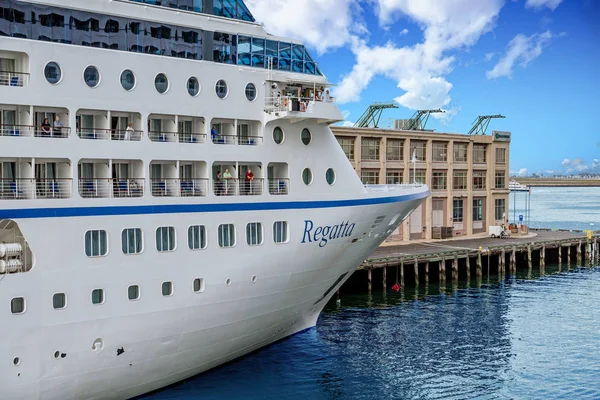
<box><xmin>193</xmin><ymin>278</ymin><xmax>205</xmax><ymax>293</ymax></box>
<box><xmin>91</xmin><ymin>289</ymin><xmax>104</xmax><ymax>305</ymax></box>
<box><xmin>128</xmin><ymin>285</ymin><xmax>140</xmax><ymax>300</ymax></box>
<box><xmin>218</xmin><ymin>224</ymin><xmax>236</xmax><ymax>248</ymax></box>
<box><xmin>215</xmin><ymin>79</ymin><xmax>228</xmax><ymax>99</ymax></box>
<box><xmin>301</xmin><ymin>128</ymin><xmax>311</xmax><ymax>145</ymax></box>
<box><xmin>11</xmin><ymin>297</ymin><xmax>25</xmax><ymax>314</ymax></box>
<box><xmin>84</xmin><ymin>66</ymin><xmax>100</xmax><ymax>88</ymax></box>
<box><xmin>302</xmin><ymin>168</ymin><xmax>313</xmax><ymax>185</ymax></box>
<box><xmin>154</xmin><ymin>73</ymin><xmax>169</xmax><ymax>94</ymax></box>
<box><xmin>120</xmin><ymin>69</ymin><xmax>136</xmax><ymax>91</ymax></box>
<box><xmin>273</xmin><ymin>127</ymin><xmax>284</xmax><ymax>144</ymax></box>
<box><xmin>245</xmin><ymin>83</ymin><xmax>256</xmax><ymax>101</ymax></box>
<box><xmin>326</xmin><ymin>168</ymin><xmax>336</xmax><ymax>185</ymax></box>
<box><xmin>44</xmin><ymin>62</ymin><xmax>61</xmax><ymax>84</ymax></box>
<box><xmin>162</xmin><ymin>281</ymin><xmax>173</xmax><ymax>296</ymax></box>
<box><xmin>52</xmin><ymin>293</ymin><xmax>66</xmax><ymax>309</ymax></box>
<box><xmin>187</xmin><ymin>77</ymin><xmax>200</xmax><ymax>97</ymax></box>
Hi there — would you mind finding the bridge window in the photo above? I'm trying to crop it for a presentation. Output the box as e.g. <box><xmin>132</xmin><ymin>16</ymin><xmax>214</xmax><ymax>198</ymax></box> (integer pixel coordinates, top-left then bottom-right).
<box><xmin>218</xmin><ymin>224</ymin><xmax>235</xmax><ymax>248</ymax></box>
<box><xmin>188</xmin><ymin>225</ymin><xmax>207</xmax><ymax>250</ymax></box>
<box><xmin>156</xmin><ymin>227</ymin><xmax>176</xmax><ymax>252</ymax></box>
<box><xmin>246</xmin><ymin>222</ymin><xmax>263</xmax><ymax>246</ymax></box>
<box><xmin>85</xmin><ymin>230</ymin><xmax>108</xmax><ymax>257</ymax></box>
<box><xmin>273</xmin><ymin>221</ymin><xmax>289</xmax><ymax>244</ymax></box>
<box><xmin>122</xmin><ymin>228</ymin><xmax>143</xmax><ymax>254</ymax></box>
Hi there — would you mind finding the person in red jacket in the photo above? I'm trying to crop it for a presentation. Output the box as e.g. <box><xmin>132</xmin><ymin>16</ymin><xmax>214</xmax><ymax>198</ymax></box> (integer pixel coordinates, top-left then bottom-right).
<box><xmin>245</xmin><ymin>169</ymin><xmax>254</xmax><ymax>195</ymax></box>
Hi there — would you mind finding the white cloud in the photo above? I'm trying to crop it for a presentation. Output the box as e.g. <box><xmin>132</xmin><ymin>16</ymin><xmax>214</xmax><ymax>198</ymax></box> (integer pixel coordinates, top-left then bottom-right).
<box><xmin>561</xmin><ymin>158</ymin><xmax>570</xmax><ymax>166</ymax></box>
<box><xmin>486</xmin><ymin>30</ymin><xmax>553</xmax><ymax>79</ymax></box>
<box><xmin>593</xmin><ymin>159</ymin><xmax>600</xmax><ymax>169</ymax></box>
<box><xmin>511</xmin><ymin>168</ymin><xmax>528</xmax><ymax>176</ymax></box>
<box><xmin>244</xmin><ymin>0</ymin><xmax>363</xmax><ymax>54</ymax></box>
<box><xmin>484</xmin><ymin>52</ymin><xmax>496</xmax><ymax>62</ymax></box>
<box><xmin>561</xmin><ymin>157</ymin><xmax>595</xmax><ymax>172</ymax></box>
<box><xmin>525</xmin><ymin>0</ymin><xmax>563</xmax><ymax>11</ymax></box>
<box><xmin>336</xmin><ymin>0</ymin><xmax>503</xmax><ymax>108</ymax></box>
<box><xmin>400</xmin><ymin>28</ymin><xmax>409</xmax><ymax>36</ymax></box>
<box><xmin>432</xmin><ymin>105</ymin><xmax>462</xmax><ymax>126</ymax></box>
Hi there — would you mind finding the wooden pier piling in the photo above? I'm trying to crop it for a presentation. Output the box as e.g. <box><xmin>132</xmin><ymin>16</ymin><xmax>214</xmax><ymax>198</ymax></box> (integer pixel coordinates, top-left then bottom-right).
<box><xmin>510</xmin><ymin>246</ymin><xmax>516</xmax><ymax>274</ymax></box>
<box><xmin>452</xmin><ymin>257</ymin><xmax>458</xmax><ymax>281</ymax></box>
<box><xmin>424</xmin><ymin>262</ymin><xmax>429</xmax><ymax>285</ymax></box>
<box><xmin>367</xmin><ymin>269</ymin><xmax>372</xmax><ymax>293</ymax></box>
<box><xmin>577</xmin><ymin>241</ymin><xmax>582</xmax><ymax>265</ymax></box>
<box><xmin>413</xmin><ymin>259</ymin><xmax>419</xmax><ymax>286</ymax></box>
<box><xmin>465</xmin><ymin>256</ymin><xmax>471</xmax><ymax>280</ymax></box>
<box><xmin>439</xmin><ymin>258</ymin><xmax>446</xmax><ymax>283</ymax></box>
<box><xmin>476</xmin><ymin>251</ymin><xmax>482</xmax><ymax>278</ymax></box>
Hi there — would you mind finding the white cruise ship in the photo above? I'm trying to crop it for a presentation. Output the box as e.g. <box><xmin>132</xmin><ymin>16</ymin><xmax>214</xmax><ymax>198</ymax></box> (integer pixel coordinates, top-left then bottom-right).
<box><xmin>0</xmin><ymin>1</ymin><xmax>429</xmax><ymax>398</ymax></box>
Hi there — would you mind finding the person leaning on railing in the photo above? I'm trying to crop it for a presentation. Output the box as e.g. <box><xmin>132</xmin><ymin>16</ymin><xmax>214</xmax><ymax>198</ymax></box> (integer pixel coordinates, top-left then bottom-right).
<box><xmin>41</xmin><ymin>118</ymin><xmax>51</xmax><ymax>136</ymax></box>
<box><xmin>53</xmin><ymin>115</ymin><xmax>63</xmax><ymax>137</ymax></box>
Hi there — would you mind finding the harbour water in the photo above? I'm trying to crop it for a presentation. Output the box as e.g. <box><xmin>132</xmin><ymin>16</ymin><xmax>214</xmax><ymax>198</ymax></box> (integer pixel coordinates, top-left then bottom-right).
<box><xmin>143</xmin><ymin>187</ymin><xmax>600</xmax><ymax>400</ymax></box>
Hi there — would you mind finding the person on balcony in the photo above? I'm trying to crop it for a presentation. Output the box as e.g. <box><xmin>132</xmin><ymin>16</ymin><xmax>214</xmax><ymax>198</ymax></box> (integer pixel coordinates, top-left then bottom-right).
<box><xmin>53</xmin><ymin>116</ymin><xmax>63</xmax><ymax>137</ymax></box>
<box><xmin>41</xmin><ymin>118</ymin><xmax>51</xmax><ymax>136</ymax></box>
<box><xmin>211</xmin><ymin>126</ymin><xmax>219</xmax><ymax>143</ymax></box>
<box><xmin>245</xmin><ymin>169</ymin><xmax>254</xmax><ymax>195</ymax></box>
<box><xmin>323</xmin><ymin>89</ymin><xmax>331</xmax><ymax>102</ymax></box>
<box><xmin>125</xmin><ymin>123</ymin><xmax>134</xmax><ymax>141</ymax></box>
<box><xmin>222</xmin><ymin>168</ymin><xmax>232</xmax><ymax>195</ymax></box>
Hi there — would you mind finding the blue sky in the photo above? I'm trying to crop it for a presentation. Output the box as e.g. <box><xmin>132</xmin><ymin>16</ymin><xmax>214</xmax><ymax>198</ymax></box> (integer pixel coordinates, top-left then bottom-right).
<box><xmin>248</xmin><ymin>0</ymin><xmax>600</xmax><ymax>176</ymax></box>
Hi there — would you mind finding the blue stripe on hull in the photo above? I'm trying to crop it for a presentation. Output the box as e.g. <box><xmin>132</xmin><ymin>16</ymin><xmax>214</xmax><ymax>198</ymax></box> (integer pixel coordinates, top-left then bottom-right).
<box><xmin>0</xmin><ymin>191</ymin><xmax>430</xmax><ymax>219</ymax></box>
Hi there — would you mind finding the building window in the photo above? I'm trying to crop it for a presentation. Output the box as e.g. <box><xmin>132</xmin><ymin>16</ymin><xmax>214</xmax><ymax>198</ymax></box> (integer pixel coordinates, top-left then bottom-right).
<box><xmin>187</xmin><ymin>77</ymin><xmax>200</xmax><ymax>97</ymax></box>
<box><xmin>273</xmin><ymin>221</ymin><xmax>289</xmax><ymax>243</ymax></box>
<box><xmin>84</xmin><ymin>66</ymin><xmax>100</xmax><ymax>88</ymax></box>
<box><xmin>122</xmin><ymin>228</ymin><xmax>143</xmax><ymax>255</ymax></box>
<box><xmin>495</xmin><ymin>171</ymin><xmax>506</xmax><ymax>189</ymax></box>
<box><xmin>128</xmin><ymin>285</ymin><xmax>140</xmax><ymax>300</ymax></box>
<box><xmin>52</xmin><ymin>293</ymin><xmax>66</xmax><ymax>309</ymax></box>
<box><xmin>386</xmin><ymin>139</ymin><xmax>404</xmax><ymax>161</ymax></box>
<box><xmin>245</xmin><ymin>83</ymin><xmax>256</xmax><ymax>101</ymax></box>
<box><xmin>453</xmin><ymin>143</ymin><xmax>468</xmax><ymax>163</ymax></box>
<box><xmin>162</xmin><ymin>282</ymin><xmax>173</xmax><ymax>296</ymax></box>
<box><xmin>193</xmin><ymin>278</ymin><xmax>205</xmax><ymax>293</ymax></box>
<box><xmin>337</xmin><ymin>137</ymin><xmax>355</xmax><ymax>160</ymax></box>
<box><xmin>156</xmin><ymin>227</ymin><xmax>176</xmax><ymax>252</ymax></box>
<box><xmin>215</xmin><ymin>79</ymin><xmax>228</xmax><ymax>98</ymax></box>
<box><xmin>409</xmin><ymin>169</ymin><xmax>426</xmax><ymax>184</ymax></box>
<box><xmin>326</xmin><ymin>168</ymin><xmax>336</xmax><ymax>185</ymax></box>
<box><xmin>154</xmin><ymin>73</ymin><xmax>169</xmax><ymax>94</ymax></box>
<box><xmin>85</xmin><ymin>230</ymin><xmax>108</xmax><ymax>257</ymax></box>
<box><xmin>361</xmin><ymin>170</ymin><xmax>379</xmax><ymax>184</ymax></box>
<box><xmin>453</xmin><ymin>171</ymin><xmax>467</xmax><ymax>190</ymax></box>
<box><xmin>120</xmin><ymin>69</ymin><xmax>136</xmax><ymax>91</ymax></box>
<box><xmin>453</xmin><ymin>199</ymin><xmax>464</xmax><ymax>223</ymax></box>
<box><xmin>273</xmin><ymin>127</ymin><xmax>284</xmax><ymax>144</ymax></box>
<box><xmin>91</xmin><ymin>289</ymin><xmax>104</xmax><ymax>305</ymax></box>
<box><xmin>246</xmin><ymin>222</ymin><xmax>263</xmax><ymax>245</ymax></box>
<box><xmin>473</xmin><ymin>199</ymin><xmax>483</xmax><ymax>222</ymax></box>
<box><xmin>44</xmin><ymin>62</ymin><xmax>62</xmax><ymax>84</ymax></box>
<box><xmin>473</xmin><ymin>145</ymin><xmax>487</xmax><ymax>164</ymax></box>
<box><xmin>410</xmin><ymin>141</ymin><xmax>426</xmax><ymax>161</ymax></box>
<box><xmin>432</xmin><ymin>171</ymin><xmax>447</xmax><ymax>190</ymax></box>
<box><xmin>188</xmin><ymin>225</ymin><xmax>207</xmax><ymax>250</ymax></box>
<box><xmin>432</xmin><ymin>142</ymin><xmax>447</xmax><ymax>162</ymax></box>
<box><xmin>386</xmin><ymin>170</ymin><xmax>403</xmax><ymax>184</ymax></box>
<box><xmin>495</xmin><ymin>199</ymin><xmax>506</xmax><ymax>221</ymax></box>
<box><xmin>302</xmin><ymin>168</ymin><xmax>313</xmax><ymax>185</ymax></box>
<box><xmin>361</xmin><ymin>138</ymin><xmax>380</xmax><ymax>161</ymax></box>
<box><xmin>473</xmin><ymin>171</ymin><xmax>486</xmax><ymax>190</ymax></box>
<box><xmin>301</xmin><ymin>128</ymin><xmax>311</xmax><ymax>145</ymax></box>
<box><xmin>218</xmin><ymin>224</ymin><xmax>236</xmax><ymax>248</ymax></box>
<box><xmin>496</xmin><ymin>148</ymin><xmax>506</xmax><ymax>165</ymax></box>
<box><xmin>11</xmin><ymin>297</ymin><xmax>25</xmax><ymax>314</ymax></box>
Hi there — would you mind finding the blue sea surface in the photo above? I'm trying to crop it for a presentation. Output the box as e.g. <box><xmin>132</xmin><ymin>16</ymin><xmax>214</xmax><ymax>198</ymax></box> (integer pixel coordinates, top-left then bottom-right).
<box><xmin>143</xmin><ymin>266</ymin><xmax>600</xmax><ymax>400</ymax></box>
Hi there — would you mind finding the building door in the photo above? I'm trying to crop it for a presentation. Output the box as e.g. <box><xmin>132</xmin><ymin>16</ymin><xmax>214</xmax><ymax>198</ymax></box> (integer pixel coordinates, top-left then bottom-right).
<box><xmin>432</xmin><ymin>199</ymin><xmax>445</xmax><ymax>227</ymax></box>
<box><xmin>410</xmin><ymin>204</ymin><xmax>423</xmax><ymax>239</ymax></box>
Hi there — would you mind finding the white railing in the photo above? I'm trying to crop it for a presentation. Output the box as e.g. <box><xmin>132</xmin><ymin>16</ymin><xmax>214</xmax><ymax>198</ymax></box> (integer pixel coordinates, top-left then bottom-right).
<box><xmin>214</xmin><ymin>178</ymin><xmax>239</xmax><ymax>196</ymax></box>
<box><xmin>180</xmin><ymin>179</ymin><xmax>208</xmax><ymax>197</ymax></box>
<box><xmin>77</xmin><ymin>128</ymin><xmax>142</xmax><ymax>141</ymax></box>
<box><xmin>211</xmin><ymin>134</ymin><xmax>238</xmax><ymax>145</ymax></box>
<box><xmin>238</xmin><ymin>136</ymin><xmax>263</xmax><ymax>146</ymax></box>
<box><xmin>35</xmin><ymin>179</ymin><xmax>72</xmax><ymax>199</ymax></box>
<box><xmin>0</xmin><ymin>179</ymin><xmax>35</xmax><ymax>199</ymax></box>
<box><xmin>364</xmin><ymin>183</ymin><xmax>427</xmax><ymax>192</ymax></box>
<box><xmin>0</xmin><ymin>124</ymin><xmax>71</xmax><ymax>138</ymax></box>
<box><xmin>78</xmin><ymin>179</ymin><xmax>144</xmax><ymax>198</ymax></box>
<box><xmin>149</xmin><ymin>131</ymin><xmax>206</xmax><ymax>143</ymax></box>
<box><xmin>0</xmin><ymin>179</ymin><xmax>72</xmax><ymax>199</ymax></box>
<box><xmin>0</xmin><ymin>71</ymin><xmax>29</xmax><ymax>87</ymax></box>
<box><xmin>269</xmin><ymin>179</ymin><xmax>289</xmax><ymax>195</ymax></box>
<box><xmin>264</xmin><ymin>95</ymin><xmax>335</xmax><ymax>114</ymax></box>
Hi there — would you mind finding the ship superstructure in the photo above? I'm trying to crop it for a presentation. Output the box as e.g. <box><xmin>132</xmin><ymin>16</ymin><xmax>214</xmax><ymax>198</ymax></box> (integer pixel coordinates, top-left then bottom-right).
<box><xmin>0</xmin><ymin>1</ymin><xmax>429</xmax><ymax>398</ymax></box>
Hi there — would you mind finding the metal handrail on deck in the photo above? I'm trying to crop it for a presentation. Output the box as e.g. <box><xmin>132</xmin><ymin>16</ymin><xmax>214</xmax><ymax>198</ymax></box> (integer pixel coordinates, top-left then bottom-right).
<box><xmin>78</xmin><ymin>179</ymin><xmax>144</xmax><ymax>198</ymax></box>
<box><xmin>269</xmin><ymin>179</ymin><xmax>289</xmax><ymax>195</ymax></box>
<box><xmin>211</xmin><ymin>134</ymin><xmax>237</xmax><ymax>145</ymax></box>
<box><xmin>0</xmin><ymin>178</ymin><xmax>35</xmax><ymax>199</ymax></box>
<box><xmin>77</xmin><ymin>128</ymin><xmax>142</xmax><ymax>141</ymax></box>
<box><xmin>35</xmin><ymin>178</ymin><xmax>72</xmax><ymax>199</ymax></box>
<box><xmin>0</xmin><ymin>71</ymin><xmax>29</xmax><ymax>87</ymax></box>
<box><xmin>149</xmin><ymin>131</ymin><xmax>206</xmax><ymax>143</ymax></box>
<box><xmin>238</xmin><ymin>136</ymin><xmax>263</xmax><ymax>146</ymax></box>
<box><xmin>0</xmin><ymin>124</ymin><xmax>71</xmax><ymax>138</ymax></box>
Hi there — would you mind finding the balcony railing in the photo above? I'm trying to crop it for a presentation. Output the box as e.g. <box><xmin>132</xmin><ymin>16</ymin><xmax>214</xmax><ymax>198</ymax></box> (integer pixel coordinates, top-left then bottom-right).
<box><xmin>79</xmin><ymin>179</ymin><xmax>144</xmax><ymax>198</ymax></box>
<box><xmin>238</xmin><ymin>136</ymin><xmax>263</xmax><ymax>146</ymax></box>
<box><xmin>213</xmin><ymin>178</ymin><xmax>264</xmax><ymax>196</ymax></box>
<box><xmin>35</xmin><ymin>179</ymin><xmax>72</xmax><ymax>199</ymax></box>
<box><xmin>77</xmin><ymin>128</ymin><xmax>142</xmax><ymax>141</ymax></box>
<box><xmin>0</xmin><ymin>71</ymin><xmax>29</xmax><ymax>87</ymax></box>
<box><xmin>180</xmin><ymin>179</ymin><xmax>208</xmax><ymax>197</ymax></box>
<box><xmin>0</xmin><ymin>179</ymin><xmax>34</xmax><ymax>199</ymax></box>
<box><xmin>151</xmin><ymin>178</ymin><xmax>209</xmax><ymax>197</ymax></box>
<box><xmin>211</xmin><ymin>134</ymin><xmax>237</xmax><ymax>145</ymax></box>
<box><xmin>264</xmin><ymin>96</ymin><xmax>335</xmax><ymax>114</ymax></box>
<box><xmin>149</xmin><ymin>131</ymin><xmax>206</xmax><ymax>143</ymax></box>
<box><xmin>269</xmin><ymin>179</ymin><xmax>289</xmax><ymax>195</ymax></box>
<box><xmin>0</xmin><ymin>124</ymin><xmax>71</xmax><ymax>138</ymax></box>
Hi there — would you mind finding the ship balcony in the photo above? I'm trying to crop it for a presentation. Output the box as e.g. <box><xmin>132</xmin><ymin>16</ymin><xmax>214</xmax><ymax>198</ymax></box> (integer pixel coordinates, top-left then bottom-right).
<box><xmin>264</xmin><ymin>96</ymin><xmax>342</xmax><ymax>123</ymax></box>
<box><xmin>210</xmin><ymin>119</ymin><xmax>262</xmax><ymax>146</ymax></box>
<box><xmin>151</xmin><ymin>178</ymin><xmax>208</xmax><ymax>197</ymax></box>
<box><xmin>0</xmin><ymin>71</ymin><xmax>29</xmax><ymax>87</ymax></box>
<box><xmin>213</xmin><ymin>178</ymin><xmax>264</xmax><ymax>196</ymax></box>
<box><xmin>0</xmin><ymin>178</ymin><xmax>72</xmax><ymax>200</ymax></box>
<box><xmin>268</xmin><ymin>179</ymin><xmax>289</xmax><ymax>195</ymax></box>
<box><xmin>77</xmin><ymin>128</ymin><xmax>143</xmax><ymax>141</ymax></box>
<box><xmin>0</xmin><ymin>124</ymin><xmax>71</xmax><ymax>138</ymax></box>
<box><xmin>78</xmin><ymin>179</ymin><xmax>144</xmax><ymax>198</ymax></box>
<box><xmin>149</xmin><ymin>131</ymin><xmax>206</xmax><ymax>144</ymax></box>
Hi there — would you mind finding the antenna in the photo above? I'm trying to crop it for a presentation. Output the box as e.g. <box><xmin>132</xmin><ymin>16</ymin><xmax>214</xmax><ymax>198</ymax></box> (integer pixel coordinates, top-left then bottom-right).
<box><xmin>468</xmin><ymin>115</ymin><xmax>506</xmax><ymax>135</ymax></box>
<box><xmin>354</xmin><ymin>103</ymin><xmax>399</xmax><ymax>128</ymax></box>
